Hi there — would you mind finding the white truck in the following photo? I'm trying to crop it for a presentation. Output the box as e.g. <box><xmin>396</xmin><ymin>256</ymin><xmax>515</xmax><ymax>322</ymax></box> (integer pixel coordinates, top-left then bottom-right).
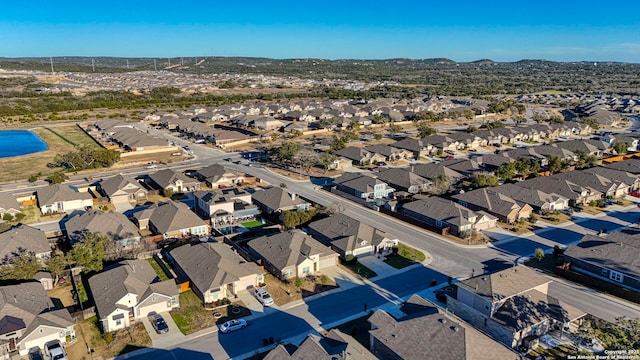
<box><xmin>44</xmin><ymin>340</ymin><xmax>67</xmax><ymax>360</ymax></box>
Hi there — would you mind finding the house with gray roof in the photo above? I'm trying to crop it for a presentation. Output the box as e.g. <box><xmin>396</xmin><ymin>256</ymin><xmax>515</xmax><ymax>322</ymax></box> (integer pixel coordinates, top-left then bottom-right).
<box><xmin>131</xmin><ymin>201</ymin><xmax>209</xmax><ymax>239</ymax></box>
<box><xmin>36</xmin><ymin>184</ymin><xmax>94</xmax><ymax>215</ymax></box>
<box><xmin>97</xmin><ymin>174</ymin><xmax>148</xmax><ymax>204</ymax></box>
<box><xmin>400</xmin><ymin>197</ymin><xmax>497</xmax><ymax>237</ymax></box>
<box><xmin>375</xmin><ymin>168</ymin><xmax>432</xmax><ymax>194</ymax></box>
<box><xmin>194</xmin><ymin>188</ymin><xmax>260</xmax><ymax>228</ymax></box>
<box><xmin>247</xmin><ymin>230</ymin><xmax>338</xmax><ymax>280</ymax></box>
<box><xmin>494</xmin><ymin>183</ymin><xmax>569</xmax><ymax>214</ymax></box>
<box><xmin>265</xmin><ymin>329</ymin><xmax>376</xmax><ymax>360</ymax></box>
<box><xmin>0</xmin><ymin>193</ymin><xmax>22</xmax><ymax>222</ymax></box>
<box><xmin>446</xmin><ymin>266</ymin><xmax>586</xmax><ymax>349</ymax></box>
<box><xmin>252</xmin><ymin>187</ymin><xmax>310</xmax><ymax>214</ymax></box>
<box><xmin>0</xmin><ymin>224</ymin><xmax>51</xmax><ymax>261</ymax></box>
<box><xmin>392</xmin><ymin>137</ymin><xmax>433</xmax><ymax>158</ymax></box>
<box><xmin>87</xmin><ymin>259</ymin><xmax>179</xmax><ymax>332</ymax></box>
<box><xmin>368</xmin><ymin>295</ymin><xmax>517</xmax><ymax>360</ymax></box>
<box><xmin>582</xmin><ymin>166</ymin><xmax>640</xmax><ymax>192</ymax></box>
<box><xmin>168</xmin><ymin>242</ymin><xmax>264</xmax><ymax>304</ymax></box>
<box><xmin>452</xmin><ymin>188</ymin><xmax>532</xmax><ymax>224</ymax></box>
<box><xmin>0</xmin><ymin>282</ymin><xmax>75</xmax><ymax>357</ymax></box>
<box><xmin>564</xmin><ymin>232</ymin><xmax>640</xmax><ymax>292</ymax></box>
<box><xmin>64</xmin><ymin>210</ymin><xmax>141</xmax><ymax>248</ymax></box>
<box><xmin>411</xmin><ymin>163</ymin><xmax>465</xmax><ymax>183</ymax></box>
<box><xmin>605</xmin><ymin>158</ymin><xmax>640</xmax><ymax>174</ymax></box>
<box><xmin>147</xmin><ymin>168</ymin><xmax>200</xmax><ymax>194</ymax></box>
<box><xmin>335</xmin><ymin>146</ymin><xmax>386</xmax><ymax>166</ymax></box>
<box><xmin>193</xmin><ymin>164</ymin><xmax>248</xmax><ymax>188</ymax></box>
<box><xmin>555</xmin><ymin>170</ymin><xmax>626</xmax><ymax>198</ymax></box>
<box><xmin>363</xmin><ymin>144</ymin><xmax>413</xmax><ymax>161</ymax></box>
<box><xmin>517</xmin><ymin>176</ymin><xmax>600</xmax><ymax>206</ymax></box>
<box><xmin>307</xmin><ymin>213</ymin><xmax>398</xmax><ymax>258</ymax></box>
<box><xmin>333</xmin><ymin>173</ymin><xmax>394</xmax><ymax>201</ymax></box>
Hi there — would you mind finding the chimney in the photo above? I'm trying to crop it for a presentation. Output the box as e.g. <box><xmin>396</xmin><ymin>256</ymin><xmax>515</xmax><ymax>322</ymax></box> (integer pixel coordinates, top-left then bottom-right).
<box><xmin>291</xmin><ymin>192</ymin><xmax>296</xmax><ymax>200</ymax></box>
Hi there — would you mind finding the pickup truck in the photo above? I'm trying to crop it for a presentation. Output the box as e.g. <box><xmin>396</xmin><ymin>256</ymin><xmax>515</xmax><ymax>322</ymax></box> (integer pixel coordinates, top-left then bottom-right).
<box><xmin>44</xmin><ymin>340</ymin><xmax>67</xmax><ymax>360</ymax></box>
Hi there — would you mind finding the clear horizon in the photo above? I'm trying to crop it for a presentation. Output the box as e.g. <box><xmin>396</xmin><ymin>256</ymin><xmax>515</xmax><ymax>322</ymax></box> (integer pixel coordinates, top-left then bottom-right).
<box><xmin>1</xmin><ymin>1</ymin><xmax>639</xmax><ymax>63</ymax></box>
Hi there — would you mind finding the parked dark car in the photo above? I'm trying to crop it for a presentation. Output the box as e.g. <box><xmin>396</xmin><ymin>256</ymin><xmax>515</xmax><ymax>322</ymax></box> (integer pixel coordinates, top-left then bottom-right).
<box><xmin>149</xmin><ymin>313</ymin><xmax>169</xmax><ymax>334</ymax></box>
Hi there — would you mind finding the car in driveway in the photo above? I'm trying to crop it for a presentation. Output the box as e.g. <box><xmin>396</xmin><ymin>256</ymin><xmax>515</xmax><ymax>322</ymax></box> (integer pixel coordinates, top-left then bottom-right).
<box><xmin>28</xmin><ymin>348</ymin><xmax>44</xmax><ymax>360</ymax></box>
<box><xmin>149</xmin><ymin>313</ymin><xmax>169</xmax><ymax>334</ymax></box>
<box><xmin>44</xmin><ymin>340</ymin><xmax>67</xmax><ymax>360</ymax></box>
<box><xmin>219</xmin><ymin>319</ymin><xmax>247</xmax><ymax>333</ymax></box>
<box><xmin>254</xmin><ymin>287</ymin><xmax>274</xmax><ymax>306</ymax></box>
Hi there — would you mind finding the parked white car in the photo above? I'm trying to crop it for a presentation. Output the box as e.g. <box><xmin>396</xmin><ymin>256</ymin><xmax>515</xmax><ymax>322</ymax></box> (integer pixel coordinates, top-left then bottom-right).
<box><xmin>219</xmin><ymin>319</ymin><xmax>247</xmax><ymax>334</ymax></box>
<box><xmin>44</xmin><ymin>340</ymin><xmax>67</xmax><ymax>360</ymax></box>
<box><xmin>254</xmin><ymin>287</ymin><xmax>274</xmax><ymax>306</ymax></box>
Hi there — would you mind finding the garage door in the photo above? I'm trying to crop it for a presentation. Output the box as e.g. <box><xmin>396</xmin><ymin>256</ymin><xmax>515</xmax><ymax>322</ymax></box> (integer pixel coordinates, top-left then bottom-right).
<box><xmin>353</xmin><ymin>246</ymin><xmax>373</xmax><ymax>257</ymax></box>
<box><xmin>137</xmin><ymin>298</ymin><xmax>169</xmax><ymax>318</ymax></box>
<box><xmin>319</xmin><ymin>256</ymin><xmax>337</xmax><ymax>270</ymax></box>
<box><xmin>234</xmin><ymin>275</ymin><xmax>257</xmax><ymax>293</ymax></box>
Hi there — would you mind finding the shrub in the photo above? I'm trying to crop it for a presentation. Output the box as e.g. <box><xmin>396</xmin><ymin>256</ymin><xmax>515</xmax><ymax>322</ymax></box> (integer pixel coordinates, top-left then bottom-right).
<box><xmin>2</xmin><ymin>213</ymin><xmax>13</xmax><ymax>221</ymax></box>
<box><xmin>293</xmin><ymin>277</ymin><xmax>304</xmax><ymax>289</ymax></box>
<box><xmin>528</xmin><ymin>214</ymin><xmax>538</xmax><ymax>224</ymax></box>
<box><xmin>101</xmin><ymin>332</ymin><xmax>114</xmax><ymax>344</ymax></box>
<box><xmin>344</xmin><ymin>255</ymin><xmax>356</xmax><ymax>264</ymax></box>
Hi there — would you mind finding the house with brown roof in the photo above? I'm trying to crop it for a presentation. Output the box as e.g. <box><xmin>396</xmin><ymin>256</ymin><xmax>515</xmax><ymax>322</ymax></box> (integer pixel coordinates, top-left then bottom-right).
<box><xmin>392</xmin><ymin>137</ymin><xmax>433</xmax><ymax>158</ymax></box>
<box><xmin>252</xmin><ymin>187</ymin><xmax>310</xmax><ymax>214</ymax></box>
<box><xmin>97</xmin><ymin>174</ymin><xmax>148</xmax><ymax>204</ymax></box>
<box><xmin>36</xmin><ymin>184</ymin><xmax>94</xmax><ymax>215</ymax></box>
<box><xmin>193</xmin><ymin>164</ymin><xmax>249</xmax><ymax>188</ymax></box>
<box><xmin>87</xmin><ymin>259</ymin><xmax>179</xmax><ymax>332</ymax></box>
<box><xmin>400</xmin><ymin>197</ymin><xmax>497</xmax><ymax>237</ymax></box>
<box><xmin>452</xmin><ymin>188</ymin><xmax>532</xmax><ymax>224</ymax></box>
<box><xmin>446</xmin><ymin>266</ymin><xmax>586</xmax><ymax>349</ymax></box>
<box><xmin>368</xmin><ymin>295</ymin><xmax>517</xmax><ymax>360</ymax></box>
<box><xmin>0</xmin><ymin>193</ymin><xmax>22</xmax><ymax>222</ymax></box>
<box><xmin>564</xmin><ymin>232</ymin><xmax>640</xmax><ymax>292</ymax></box>
<box><xmin>64</xmin><ymin>210</ymin><xmax>141</xmax><ymax>248</ymax></box>
<box><xmin>375</xmin><ymin>168</ymin><xmax>432</xmax><ymax>194</ymax></box>
<box><xmin>307</xmin><ymin>213</ymin><xmax>398</xmax><ymax>258</ymax></box>
<box><xmin>247</xmin><ymin>230</ymin><xmax>338</xmax><ymax>280</ymax></box>
<box><xmin>167</xmin><ymin>242</ymin><xmax>264</xmax><ymax>304</ymax></box>
<box><xmin>335</xmin><ymin>146</ymin><xmax>386</xmax><ymax>166</ymax></box>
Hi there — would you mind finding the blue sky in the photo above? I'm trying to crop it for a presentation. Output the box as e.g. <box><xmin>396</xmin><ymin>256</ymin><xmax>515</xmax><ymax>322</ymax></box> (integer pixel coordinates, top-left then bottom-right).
<box><xmin>1</xmin><ymin>1</ymin><xmax>639</xmax><ymax>62</ymax></box>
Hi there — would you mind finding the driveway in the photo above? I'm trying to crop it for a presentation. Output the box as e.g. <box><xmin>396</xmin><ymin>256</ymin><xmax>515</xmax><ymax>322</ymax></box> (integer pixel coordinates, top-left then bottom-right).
<box><xmin>112</xmin><ymin>199</ymin><xmax>133</xmax><ymax>212</ymax></box>
<box><xmin>357</xmin><ymin>255</ymin><xmax>399</xmax><ymax>278</ymax></box>
<box><xmin>140</xmin><ymin>312</ymin><xmax>185</xmax><ymax>348</ymax></box>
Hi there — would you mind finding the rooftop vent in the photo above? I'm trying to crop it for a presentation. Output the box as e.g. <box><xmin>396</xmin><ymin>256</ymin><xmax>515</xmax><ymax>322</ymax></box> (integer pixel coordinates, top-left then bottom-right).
<box><xmin>451</xmin><ymin>326</ymin><xmax>459</xmax><ymax>332</ymax></box>
<box><xmin>439</xmin><ymin>318</ymin><xmax>447</xmax><ymax>324</ymax></box>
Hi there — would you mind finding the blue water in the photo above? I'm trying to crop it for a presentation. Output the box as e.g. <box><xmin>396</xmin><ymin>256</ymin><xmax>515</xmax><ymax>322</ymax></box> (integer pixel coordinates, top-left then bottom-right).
<box><xmin>0</xmin><ymin>130</ymin><xmax>48</xmax><ymax>158</ymax></box>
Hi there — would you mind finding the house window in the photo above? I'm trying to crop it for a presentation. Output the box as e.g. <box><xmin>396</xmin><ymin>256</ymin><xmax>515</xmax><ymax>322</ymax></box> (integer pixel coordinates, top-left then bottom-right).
<box><xmin>283</xmin><ymin>269</ymin><xmax>293</xmax><ymax>277</ymax></box>
<box><xmin>601</xmin><ymin>268</ymin><xmax>609</xmax><ymax>276</ymax></box>
<box><xmin>302</xmin><ymin>267</ymin><xmax>311</xmax><ymax>275</ymax></box>
<box><xmin>609</xmin><ymin>270</ymin><xmax>624</xmax><ymax>283</ymax></box>
<box><xmin>115</xmin><ymin>319</ymin><xmax>122</xmax><ymax>326</ymax></box>
<box><xmin>435</xmin><ymin>220</ymin><xmax>444</xmax><ymax>228</ymax></box>
<box><xmin>171</xmin><ymin>297</ymin><xmax>178</xmax><ymax>304</ymax></box>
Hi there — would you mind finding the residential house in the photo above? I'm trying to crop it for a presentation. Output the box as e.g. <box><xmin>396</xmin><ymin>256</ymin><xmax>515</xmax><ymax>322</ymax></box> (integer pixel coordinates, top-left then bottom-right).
<box><xmin>368</xmin><ymin>294</ymin><xmax>517</xmax><ymax>360</ymax></box>
<box><xmin>193</xmin><ymin>164</ymin><xmax>248</xmax><ymax>188</ymax></box>
<box><xmin>64</xmin><ymin>210</ymin><xmax>141</xmax><ymax>247</ymax></box>
<box><xmin>87</xmin><ymin>259</ymin><xmax>179</xmax><ymax>332</ymax></box>
<box><xmin>193</xmin><ymin>188</ymin><xmax>260</xmax><ymax>228</ymax></box>
<box><xmin>97</xmin><ymin>174</ymin><xmax>148</xmax><ymax>204</ymax></box>
<box><xmin>147</xmin><ymin>169</ymin><xmax>200</xmax><ymax>194</ymax></box>
<box><xmin>421</xmin><ymin>134</ymin><xmax>461</xmax><ymax>152</ymax></box>
<box><xmin>392</xmin><ymin>137</ymin><xmax>433</xmax><ymax>158</ymax></box>
<box><xmin>517</xmin><ymin>176</ymin><xmax>600</xmax><ymax>206</ymax></box>
<box><xmin>335</xmin><ymin>146</ymin><xmax>386</xmax><ymax>166</ymax></box>
<box><xmin>247</xmin><ymin>230</ymin><xmax>338</xmax><ymax>280</ymax></box>
<box><xmin>554</xmin><ymin>139</ymin><xmax>610</xmax><ymax>157</ymax></box>
<box><xmin>400</xmin><ymin>197</ymin><xmax>497</xmax><ymax>237</ymax></box>
<box><xmin>307</xmin><ymin>213</ymin><xmax>398</xmax><ymax>258</ymax></box>
<box><xmin>363</xmin><ymin>144</ymin><xmax>414</xmax><ymax>162</ymax></box>
<box><xmin>0</xmin><ymin>224</ymin><xmax>51</xmax><ymax>261</ymax></box>
<box><xmin>327</xmin><ymin>157</ymin><xmax>353</xmax><ymax>171</ymax></box>
<box><xmin>36</xmin><ymin>184</ymin><xmax>94</xmax><ymax>215</ymax></box>
<box><xmin>564</xmin><ymin>232</ymin><xmax>640</xmax><ymax>292</ymax></box>
<box><xmin>446</xmin><ymin>266</ymin><xmax>586</xmax><ymax>349</ymax></box>
<box><xmin>333</xmin><ymin>173</ymin><xmax>394</xmax><ymax>201</ymax></box>
<box><xmin>555</xmin><ymin>170</ymin><xmax>626</xmax><ymax>198</ymax></box>
<box><xmin>0</xmin><ymin>193</ymin><xmax>22</xmax><ymax>221</ymax></box>
<box><xmin>605</xmin><ymin>158</ymin><xmax>640</xmax><ymax>174</ymax></box>
<box><xmin>131</xmin><ymin>201</ymin><xmax>210</xmax><ymax>239</ymax></box>
<box><xmin>265</xmin><ymin>329</ymin><xmax>377</xmax><ymax>360</ymax></box>
<box><xmin>452</xmin><ymin>188</ymin><xmax>532</xmax><ymax>224</ymax></box>
<box><xmin>167</xmin><ymin>242</ymin><xmax>264</xmax><ymax>304</ymax></box>
<box><xmin>375</xmin><ymin>168</ymin><xmax>432</xmax><ymax>194</ymax></box>
<box><xmin>494</xmin><ymin>184</ymin><xmax>569</xmax><ymax>214</ymax></box>
<box><xmin>411</xmin><ymin>163</ymin><xmax>465</xmax><ymax>184</ymax></box>
<box><xmin>582</xmin><ymin>166</ymin><xmax>640</xmax><ymax>192</ymax></box>
<box><xmin>0</xmin><ymin>283</ymin><xmax>75</xmax><ymax>357</ymax></box>
<box><xmin>252</xmin><ymin>187</ymin><xmax>310</xmax><ymax>214</ymax></box>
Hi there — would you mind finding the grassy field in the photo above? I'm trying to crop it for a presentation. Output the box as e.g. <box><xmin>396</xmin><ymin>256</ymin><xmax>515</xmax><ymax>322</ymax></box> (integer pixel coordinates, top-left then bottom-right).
<box><xmin>241</xmin><ymin>220</ymin><xmax>264</xmax><ymax>228</ymax></box>
<box><xmin>384</xmin><ymin>244</ymin><xmax>426</xmax><ymax>269</ymax></box>
<box><xmin>339</xmin><ymin>260</ymin><xmax>377</xmax><ymax>279</ymax></box>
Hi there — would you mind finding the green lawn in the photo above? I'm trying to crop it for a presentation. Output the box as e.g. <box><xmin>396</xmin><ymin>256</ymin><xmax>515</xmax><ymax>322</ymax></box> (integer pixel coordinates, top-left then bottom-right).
<box><xmin>170</xmin><ymin>290</ymin><xmax>210</xmax><ymax>335</ymax></box>
<box><xmin>147</xmin><ymin>258</ymin><xmax>170</xmax><ymax>281</ymax></box>
<box><xmin>340</xmin><ymin>260</ymin><xmax>377</xmax><ymax>279</ymax></box>
<box><xmin>384</xmin><ymin>244</ymin><xmax>426</xmax><ymax>269</ymax></box>
<box><xmin>241</xmin><ymin>220</ymin><xmax>264</xmax><ymax>228</ymax></box>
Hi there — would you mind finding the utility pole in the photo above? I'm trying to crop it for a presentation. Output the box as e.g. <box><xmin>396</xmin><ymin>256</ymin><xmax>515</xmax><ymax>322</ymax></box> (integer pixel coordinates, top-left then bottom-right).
<box><xmin>126</xmin><ymin>59</ymin><xmax>129</xmax><ymax>69</ymax></box>
<box><xmin>50</xmin><ymin>57</ymin><xmax>54</xmax><ymax>74</ymax></box>
<box><xmin>91</xmin><ymin>58</ymin><xmax>95</xmax><ymax>72</ymax></box>
<box><xmin>154</xmin><ymin>59</ymin><xmax>157</xmax><ymax>71</ymax></box>
<box><xmin>181</xmin><ymin>57</ymin><xmax>184</xmax><ymax>66</ymax></box>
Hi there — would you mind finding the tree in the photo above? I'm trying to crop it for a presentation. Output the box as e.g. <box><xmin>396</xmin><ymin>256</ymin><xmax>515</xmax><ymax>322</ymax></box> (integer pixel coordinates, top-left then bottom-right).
<box><xmin>282</xmin><ymin>208</ymin><xmax>317</xmax><ymax>229</ymax></box>
<box><xmin>417</xmin><ymin>122</ymin><xmax>436</xmax><ymax>138</ymax></box>
<box><xmin>547</xmin><ymin>155</ymin><xmax>563</xmax><ymax>174</ymax></box>
<box><xmin>2</xmin><ymin>213</ymin><xmax>13</xmax><ymax>221</ymax></box>
<box><xmin>496</xmin><ymin>162</ymin><xmax>517</xmax><ymax>180</ymax></box>
<box><xmin>0</xmin><ymin>249</ymin><xmax>42</xmax><ymax>280</ymax></box>
<box><xmin>294</xmin><ymin>148</ymin><xmax>318</xmax><ymax>175</ymax></box>
<box><xmin>276</xmin><ymin>142</ymin><xmax>302</xmax><ymax>163</ymax></box>
<box><xmin>28</xmin><ymin>174</ymin><xmax>38</xmax><ymax>183</ymax></box>
<box><xmin>428</xmin><ymin>174</ymin><xmax>452</xmax><ymax>195</ymax></box>
<box><xmin>47</xmin><ymin>171</ymin><xmax>68</xmax><ymax>184</ymax></box>
<box><xmin>388</xmin><ymin>123</ymin><xmax>401</xmax><ymax>135</ymax></box>
<box><xmin>535</xmin><ymin>248</ymin><xmax>545</xmax><ymax>262</ymax></box>
<box><xmin>471</xmin><ymin>174</ymin><xmax>499</xmax><ymax>188</ymax></box>
<box><xmin>466</xmin><ymin>125</ymin><xmax>478</xmax><ymax>133</ymax></box>
<box><xmin>613</xmin><ymin>141</ymin><xmax>629</xmax><ymax>155</ymax></box>
<box><xmin>373</xmin><ymin>133</ymin><xmax>382</xmax><ymax>140</ymax></box>
<box><xmin>319</xmin><ymin>152</ymin><xmax>337</xmax><ymax>173</ymax></box>
<box><xmin>69</xmin><ymin>232</ymin><xmax>110</xmax><ymax>273</ymax></box>
<box><xmin>579</xmin><ymin>317</ymin><xmax>640</xmax><ymax>350</ymax></box>
<box><xmin>347</xmin><ymin>122</ymin><xmax>361</xmax><ymax>131</ymax></box>
<box><xmin>163</xmin><ymin>188</ymin><xmax>174</xmax><ymax>198</ymax></box>
<box><xmin>47</xmin><ymin>254</ymin><xmax>68</xmax><ymax>284</ymax></box>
